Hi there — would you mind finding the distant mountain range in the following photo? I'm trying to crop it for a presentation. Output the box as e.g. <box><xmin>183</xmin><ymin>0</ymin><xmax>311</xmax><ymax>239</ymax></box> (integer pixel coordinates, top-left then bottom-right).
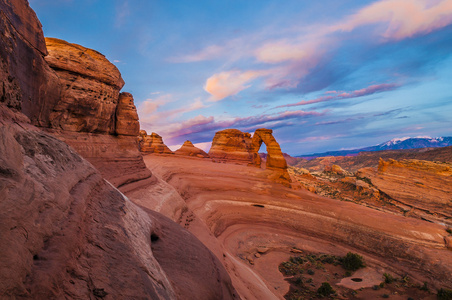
<box><xmin>297</xmin><ymin>136</ymin><xmax>452</xmax><ymax>159</ymax></box>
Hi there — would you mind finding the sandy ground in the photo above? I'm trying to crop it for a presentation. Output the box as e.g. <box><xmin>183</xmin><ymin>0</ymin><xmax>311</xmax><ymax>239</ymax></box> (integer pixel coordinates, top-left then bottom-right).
<box><xmin>126</xmin><ymin>154</ymin><xmax>452</xmax><ymax>299</ymax></box>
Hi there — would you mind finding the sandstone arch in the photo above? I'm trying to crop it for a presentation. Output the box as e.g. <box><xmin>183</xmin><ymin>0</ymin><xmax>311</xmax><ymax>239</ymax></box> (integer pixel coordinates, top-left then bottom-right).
<box><xmin>209</xmin><ymin>128</ymin><xmax>291</xmax><ymax>185</ymax></box>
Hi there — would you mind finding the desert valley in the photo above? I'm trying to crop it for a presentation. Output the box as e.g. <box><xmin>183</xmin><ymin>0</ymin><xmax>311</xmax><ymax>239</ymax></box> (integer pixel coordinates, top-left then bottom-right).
<box><xmin>1</xmin><ymin>1</ymin><xmax>452</xmax><ymax>299</ymax></box>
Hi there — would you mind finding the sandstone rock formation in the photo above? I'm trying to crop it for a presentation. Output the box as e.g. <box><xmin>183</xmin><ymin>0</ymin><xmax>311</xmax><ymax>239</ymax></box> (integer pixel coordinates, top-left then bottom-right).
<box><xmin>175</xmin><ymin>140</ymin><xmax>209</xmax><ymax>158</ymax></box>
<box><xmin>45</xmin><ymin>37</ymin><xmax>124</xmax><ymax>133</ymax></box>
<box><xmin>0</xmin><ymin>110</ymin><xmax>237</xmax><ymax>299</ymax></box>
<box><xmin>209</xmin><ymin>129</ymin><xmax>254</xmax><ymax>164</ymax></box>
<box><xmin>43</xmin><ymin>37</ymin><xmax>151</xmax><ymax>189</ymax></box>
<box><xmin>0</xmin><ymin>1</ymin><xmax>238</xmax><ymax>298</ymax></box>
<box><xmin>115</xmin><ymin>92</ymin><xmax>140</xmax><ymax>136</ymax></box>
<box><xmin>139</xmin><ymin>130</ymin><xmax>174</xmax><ymax>154</ymax></box>
<box><xmin>0</xmin><ymin>0</ymin><xmax>60</xmax><ymax>125</ymax></box>
<box><xmin>357</xmin><ymin>159</ymin><xmax>452</xmax><ymax>222</ymax></box>
<box><xmin>209</xmin><ymin>128</ymin><xmax>291</xmax><ymax>184</ymax></box>
<box><xmin>143</xmin><ymin>154</ymin><xmax>452</xmax><ymax>298</ymax></box>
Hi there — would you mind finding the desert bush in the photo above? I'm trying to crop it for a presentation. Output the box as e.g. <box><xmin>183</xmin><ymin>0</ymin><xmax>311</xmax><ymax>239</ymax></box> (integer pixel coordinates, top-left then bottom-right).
<box><xmin>383</xmin><ymin>273</ymin><xmax>395</xmax><ymax>284</ymax></box>
<box><xmin>317</xmin><ymin>282</ymin><xmax>335</xmax><ymax>297</ymax></box>
<box><xmin>437</xmin><ymin>288</ymin><xmax>452</xmax><ymax>300</ymax></box>
<box><xmin>341</xmin><ymin>252</ymin><xmax>365</xmax><ymax>271</ymax></box>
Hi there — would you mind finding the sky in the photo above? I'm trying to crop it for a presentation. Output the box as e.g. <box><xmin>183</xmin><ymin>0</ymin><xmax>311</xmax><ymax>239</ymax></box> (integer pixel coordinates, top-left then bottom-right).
<box><xmin>29</xmin><ymin>0</ymin><xmax>452</xmax><ymax>155</ymax></box>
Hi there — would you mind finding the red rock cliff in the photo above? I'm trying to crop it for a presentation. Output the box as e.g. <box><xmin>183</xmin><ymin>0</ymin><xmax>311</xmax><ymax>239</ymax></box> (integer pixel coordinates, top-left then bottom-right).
<box><xmin>42</xmin><ymin>37</ymin><xmax>151</xmax><ymax>190</ymax></box>
<box><xmin>0</xmin><ymin>1</ymin><xmax>239</xmax><ymax>298</ymax></box>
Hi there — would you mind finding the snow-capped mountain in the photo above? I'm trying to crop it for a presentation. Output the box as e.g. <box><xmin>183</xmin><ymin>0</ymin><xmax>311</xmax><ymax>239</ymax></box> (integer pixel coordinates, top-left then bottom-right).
<box><xmin>369</xmin><ymin>136</ymin><xmax>452</xmax><ymax>151</ymax></box>
<box><xmin>297</xmin><ymin>136</ymin><xmax>452</xmax><ymax>158</ymax></box>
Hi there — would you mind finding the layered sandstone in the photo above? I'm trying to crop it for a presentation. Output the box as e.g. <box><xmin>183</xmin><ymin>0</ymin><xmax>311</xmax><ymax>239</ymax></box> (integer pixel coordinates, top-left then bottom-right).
<box><xmin>139</xmin><ymin>131</ymin><xmax>174</xmax><ymax>154</ymax></box>
<box><xmin>209</xmin><ymin>128</ymin><xmax>290</xmax><ymax>185</ymax></box>
<box><xmin>357</xmin><ymin>159</ymin><xmax>452</xmax><ymax>220</ymax></box>
<box><xmin>115</xmin><ymin>92</ymin><xmax>140</xmax><ymax>136</ymax></box>
<box><xmin>143</xmin><ymin>154</ymin><xmax>452</xmax><ymax>298</ymax></box>
<box><xmin>0</xmin><ymin>0</ymin><xmax>60</xmax><ymax>124</ymax></box>
<box><xmin>0</xmin><ymin>111</ymin><xmax>237</xmax><ymax>299</ymax></box>
<box><xmin>0</xmin><ymin>1</ymin><xmax>238</xmax><ymax>298</ymax></box>
<box><xmin>209</xmin><ymin>129</ymin><xmax>254</xmax><ymax>163</ymax></box>
<box><xmin>43</xmin><ymin>37</ymin><xmax>151</xmax><ymax>189</ymax></box>
<box><xmin>175</xmin><ymin>140</ymin><xmax>209</xmax><ymax>158</ymax></box>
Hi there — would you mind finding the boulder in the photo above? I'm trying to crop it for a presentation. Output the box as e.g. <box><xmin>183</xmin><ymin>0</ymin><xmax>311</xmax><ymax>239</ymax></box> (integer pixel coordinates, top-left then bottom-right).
<box><xmin>139</xmin><ymin>131</ymin><xmax>174</xmax><ymax>154</ymax></box>
<box><xmin>175</xmin><ymin>140</ymin><xmax>209</xmax><ymax>158</ymax></box>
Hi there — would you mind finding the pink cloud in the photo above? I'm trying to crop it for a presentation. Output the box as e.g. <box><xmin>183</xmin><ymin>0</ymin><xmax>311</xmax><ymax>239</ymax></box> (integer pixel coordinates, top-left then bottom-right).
<box><xmin>277</xmin><ymin>83</ymin><xmax>399</xmax><ymax>108</ymax></box>
<box><xmin>335</xmin><ymin>0</ymin><xmax>452</xmax><ymax>40</ymax></box>
<box><xmin>255</xmin><ymin>39</ymin><xmax>324</xmax><ymax>64</ymax></box>
<box><xmin>204</xmin><ymin>70</ymin><xmax>269</xmax><ymax>101</ymax></box>
<box><xmin>140</xmin><ymin>109</ymin><xmax>324</xmax><ymax>145</ymax></box>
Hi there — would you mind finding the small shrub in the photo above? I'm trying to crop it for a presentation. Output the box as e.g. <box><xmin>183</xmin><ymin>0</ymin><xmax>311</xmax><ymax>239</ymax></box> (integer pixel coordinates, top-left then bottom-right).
<box><xmin>344</xmin><ymin>271</ymin><xmax>352</xmax><ymax>277</ymax></box>
<box><xmin>382</xmin><ymin>294</ymin><xmax>389</xmax><ymax>298</ymax></box>
<box><xmin>446</xmin><ymin>228</ymin><xmax>452</xmax><ymax>235</ymax></box>
<box><xmin>307</xmin><ymin>269</ymin><xmax>315</xmax><ymax>275</ymax></box>
<box><xmin>379</xmin><ymin>282</ymin><xmax>385</xmax><ymax>288</ymax></box>
<box><xmin>437</xmin><ymin>288</ymin><xmax>452</xmax><ymax>300</ymax></box>
<box><xmin>383</xmin><ymin>273</ymin><xmax>395</xmax><ymax>284</ymax></box>
<box><xmin>341</xmin><ymin>252</ymin><xmax>365</xmax><ymax>271</ymax></box>
<box><xmin>317</xmin><ymin>282</ymin><xmax>335</xmax><ymax>297</ymax></box>
<box><xmin>420</xmin><ymin>282</ymin><xmax>429</xmax><ymax>291</ymax></box>
<box><xmin>372</xmin><ymin>285</ymin><xmax>380</xmax><ymax>290</ymax></box>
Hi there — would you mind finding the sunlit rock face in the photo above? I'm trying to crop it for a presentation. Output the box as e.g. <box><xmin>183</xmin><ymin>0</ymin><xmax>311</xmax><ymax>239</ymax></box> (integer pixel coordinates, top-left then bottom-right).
<box><xmin>45</xmin><ymin>37</ymin><xmax>124</xmax><ymax>134</ymax></box>
<box><xmin>357</xmin><ymin>158</ymin><xmax>452</xmax><ymax>221</ymax></box>
<box><xmin>43</xmin><ymin>37</ymin><xmax>151</xmax><ymax>189</ymax></box>
<box><xmin>175</xmin><ymin>140</ymin><xmax>210</xmax><ymax>158</ymax></box>
<box><xmin>139</xmin><ymin>131</ymin><xmax>174</xmax><ymax>154</ymax></box>
<box><xmin>115</xmin><ymin>92</ymin><xmax>140</xmax><ymax>136</ymax></box>
<box><xmin>209</xmin><ymin>128</ymin><xmax>291</xmax><ymax>185</ymax></box>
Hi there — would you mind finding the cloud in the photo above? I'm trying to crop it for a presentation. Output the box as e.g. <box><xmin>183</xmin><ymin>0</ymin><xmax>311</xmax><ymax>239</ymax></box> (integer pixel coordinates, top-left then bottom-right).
<box><xmin>334</xmin><ymin>0</ymin><xmax>452</xmax><ymax>40</ymax></box>
<box><xmin>140</xmin><ymin>109</ymin><xmax>324</xmax><ymax>146</ymax></box>
<box><xmin>115</xmin><ymin>1</ymin><xmax>130</xmax><ymax>28</ymax></box>
<box><xmin>169</xmin><ymin>45</ymin><xmax>225</xmax><ymax>63</ymax></box>
<box><xmin>197</xmin><ymin>0</ymin><xmax>452</xmax><ymax>96</ymax></box>
<box><xmin>204</xmin><ymin>70</ymin><xmax>269</xmax><ymax>101</ymax></box>
<box><xmin>138</xmin><ymin>95</ymin><xmax>205</xmax><ymax>123</ymax></box>
<box><xmin>277</xmin><ymin>83</ymin><xmax>399</xmax><ymax>108</ymax></box>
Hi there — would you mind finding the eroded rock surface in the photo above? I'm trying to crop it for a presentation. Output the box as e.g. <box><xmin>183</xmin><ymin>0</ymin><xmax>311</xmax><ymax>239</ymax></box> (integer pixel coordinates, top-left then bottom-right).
<box><xmin>0</xmin><ymin>0</ymin><xmax>60</xmax><ymax>125</ymax></box>
<box><xmin>139</xmin><ymin>131</ymin><xmax>174</xmax><ymax>154</ymax></box>
<box><xmin>209</xmin><ymin>129</ymin><xmax>254</xmax><ymax>164</ymax></box>
<box><xmin>45</xmin><ymin>37</ymin><xmax>124</xmax><ymax>133</ymax></box>
<box><xmin>115</xmin><ymin>92</ymin><xmax>140</xmax><ymax>136</ymax></box>
<box><xmin>175</xmin><ymin>140</ymin><xmax>209</xmax><ymax>158</ymax></box>
<box><xmin>43</xmin><ymin>37</ymin><xmax>151</xmax><ymax>189</ymax></box>
<box><xmin>357</xmin><ymin>159</ymin><xmax>452</xmax><ymax>221</ymax></box>
<box><xmin>209</xmin><ymin>128</ymin><xmax>290</xmax><ymax>185</ymax></box>
<box><xmin>0</xmin><ymin>1</ymin><xmax>238</xmax><ymax>298</ymax></box>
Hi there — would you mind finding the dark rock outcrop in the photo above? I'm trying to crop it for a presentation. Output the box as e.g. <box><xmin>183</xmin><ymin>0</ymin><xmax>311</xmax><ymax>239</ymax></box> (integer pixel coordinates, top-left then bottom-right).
<box><xmin>139</xmin><ymin>131</ymin><xmax>174</xmax><ymax>154</ymax></box>
<box><xmin>175</xmin><ymin>140</ymin><xmax>209</xmax><ymax>158</ymax></box>
<box><xmin>0</xmin><ymin>0</ymin><xmax>60</xmax><ymax>125</ymax></box>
